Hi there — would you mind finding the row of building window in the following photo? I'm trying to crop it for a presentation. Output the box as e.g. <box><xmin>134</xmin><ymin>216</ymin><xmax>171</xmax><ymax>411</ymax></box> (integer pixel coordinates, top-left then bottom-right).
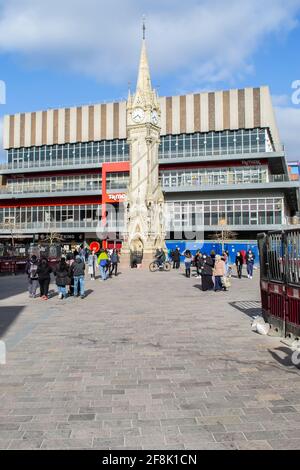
<box><xmin>5</xmin><ymin>129</ymin><xmax>274</xmax><ymax>169</ymax></box>
<box><xmin>4</xmin><ymin>166</ymin><xmax>284</xmax><ymax>195</ymax></box>
<box><xmin>159</xmin><ymin>129</ymin><xmax>273</xmax><ymax>158</ymax></box>
<box><xmin>166</xmin><ymin>198</ymin><xmax>284</xmax><ymax>227</ymax></box>
<box><xmin>0</xmin><ymin>198</ymin><xmax>284</xmax><ymax>229</ymax></box>
<box><xmin>5</xmin><ymin>173</ymin><xmax>130</xmax><ymax>194</ymax></box>
<box><xmin>159</xmin><ymin>166</ymin><xmax>270</xmax><ymax>187</ymax></box>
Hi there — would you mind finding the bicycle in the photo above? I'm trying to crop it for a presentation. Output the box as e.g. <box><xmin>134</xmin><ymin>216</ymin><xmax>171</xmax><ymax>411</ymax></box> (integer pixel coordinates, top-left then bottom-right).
<box><xmin>149</xmin><ymin>260</ymin><xmax>171</xmax><ymax>272</ymax></box>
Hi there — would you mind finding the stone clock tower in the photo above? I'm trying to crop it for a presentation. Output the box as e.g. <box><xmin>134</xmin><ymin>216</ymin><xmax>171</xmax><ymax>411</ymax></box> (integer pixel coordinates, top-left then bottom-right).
<box><xmin>122</xmin><ymin>35</ymin><xmax>166</xmax><ymax>265</ymax></box>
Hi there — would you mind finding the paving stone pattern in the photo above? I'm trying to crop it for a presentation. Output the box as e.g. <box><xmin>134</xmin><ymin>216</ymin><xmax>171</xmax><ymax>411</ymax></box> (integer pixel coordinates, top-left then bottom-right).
<box><xmin>0</xmin><ymin>267</ymin><xmax>300</xmax><ymax>450</ymax></box>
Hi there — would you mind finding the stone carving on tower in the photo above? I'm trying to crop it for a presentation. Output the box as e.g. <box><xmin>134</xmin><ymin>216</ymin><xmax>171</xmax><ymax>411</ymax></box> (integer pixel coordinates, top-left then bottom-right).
<box><xmin>122</xmin><ymin>30</ymin><xmax>166</xmax><ymax>262</ymax></box>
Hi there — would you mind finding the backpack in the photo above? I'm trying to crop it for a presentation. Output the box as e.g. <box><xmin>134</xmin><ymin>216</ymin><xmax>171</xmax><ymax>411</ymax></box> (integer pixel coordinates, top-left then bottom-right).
<box><xmin>29</xmin><ymin>262</ymin><xmax>38</xmax><ymax>279</ymax></box>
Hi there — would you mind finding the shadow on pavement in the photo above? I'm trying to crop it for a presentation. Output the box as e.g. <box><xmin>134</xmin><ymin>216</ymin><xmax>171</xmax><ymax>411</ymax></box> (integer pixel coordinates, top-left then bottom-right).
<box><xmin>229</xmin><ymin>300</ymin><xmax>262</xmax><ymax>318</ymax></box>
<box><xmin>0</xmin><ymin>275</ymin><xmax>28</xmax><ymax>301</ymax></box>
<box><xmin>84</xmin><ymin>289</ymin><xmax>93</xmax><ymax>298</ymax></box>
<box><xmin>0</xmin><ymin>306</ymin><xmax>25</xmax><ymax>338</ymax></box>
<box><xmin>193</xmin><ymin>284</ymin><xmax>202</xmax><ymax>291</ymax></box>
<box><xmin>268</xmin><ymin>346</ymin><xmax>300</xmax><ymax>369</ymax></box>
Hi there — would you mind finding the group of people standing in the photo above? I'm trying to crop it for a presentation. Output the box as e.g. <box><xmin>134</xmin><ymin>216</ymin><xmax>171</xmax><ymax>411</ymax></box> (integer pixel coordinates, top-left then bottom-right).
<box><xmin>182</xmin><ymin>250</ymin><xmax>229</xmax><ymax>292</ymax></box>
<box><xmin>235</xmin><ymin>250</ymin><xmax>255</xmax><ymax>279</ymax></box>
<box><xmin>169</xmin><ymin>247</ymin><xmax>256</xmax><ymax>292</ymax></box>
<box><xmin>25</xmin><ymin>247</ymin><xmax>120</xmax><ymax>300</ymax></box>
<box><xmin>87</xmin><ymin>249</ymin><xmax>120</xmax><ymax>281</ymax></box>
<box><xmin>25</xmin><ymin>252</ymin><xmax>86</xmax><ymax>300</ymax></box>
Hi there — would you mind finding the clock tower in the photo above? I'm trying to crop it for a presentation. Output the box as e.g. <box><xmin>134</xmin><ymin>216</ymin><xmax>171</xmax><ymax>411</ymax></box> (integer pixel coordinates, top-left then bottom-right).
<box><xmin>122</xmin><ymin>33</ymin><xmax>166</xmax><ymax>264</ymax></box>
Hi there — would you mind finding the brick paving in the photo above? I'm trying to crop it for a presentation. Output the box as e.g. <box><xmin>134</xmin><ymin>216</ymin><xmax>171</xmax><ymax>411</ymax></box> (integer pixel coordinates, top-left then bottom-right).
<box><xmin>0</xmin><ymin>266</ymin><xmax>300</xmax><ymax>450</ymax></box>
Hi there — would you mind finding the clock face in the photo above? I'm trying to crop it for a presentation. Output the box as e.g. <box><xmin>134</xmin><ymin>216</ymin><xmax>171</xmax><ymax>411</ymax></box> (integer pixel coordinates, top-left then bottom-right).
<box><xmin>132</xmin><ymin>107</ymin><xmax>145</xmax><ymax>123</ymax></box>
<box><xmin>151</xmin><ymin>111</ymin><xmax>159</xmax><ymax>125</ymax></box>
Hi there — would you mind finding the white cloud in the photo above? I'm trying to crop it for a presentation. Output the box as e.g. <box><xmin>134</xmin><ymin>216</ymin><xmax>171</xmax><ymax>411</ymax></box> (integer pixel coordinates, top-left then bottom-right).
<box><xmin>272</xmin><ymin>94</ymin><xmax>291</xmax><ymax>107</ymax></box>
<box><xmin>275</xmin><ymin>106</ymin><xmax>300</xmax><ymax>160</ymax></box>
<box><xmin>0</xmin><ymin>0</ymin><xmax>299</xmax><ymax>88</ymax></box>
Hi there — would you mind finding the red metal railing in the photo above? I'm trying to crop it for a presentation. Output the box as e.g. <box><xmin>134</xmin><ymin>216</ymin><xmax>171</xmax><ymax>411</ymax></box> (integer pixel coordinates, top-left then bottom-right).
<box><xmin>258</xmin><ymin>231</ymin><xmax>300</xmax><ymax>338</ymax></box>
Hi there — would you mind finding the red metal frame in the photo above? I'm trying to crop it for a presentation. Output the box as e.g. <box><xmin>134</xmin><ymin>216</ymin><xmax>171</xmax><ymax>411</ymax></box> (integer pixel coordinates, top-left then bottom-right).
<box><xmin>101</xmin><ymin>161</ymin><xmax>130</xmax><ymax>225</ymax></box>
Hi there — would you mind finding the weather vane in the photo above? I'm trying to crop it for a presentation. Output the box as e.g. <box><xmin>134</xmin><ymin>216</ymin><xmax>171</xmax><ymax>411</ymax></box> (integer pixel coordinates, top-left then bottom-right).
<box><xmin>142</xmin><ymin>15</ymin><xmax>146</xmax><ymax>40</ymax></box>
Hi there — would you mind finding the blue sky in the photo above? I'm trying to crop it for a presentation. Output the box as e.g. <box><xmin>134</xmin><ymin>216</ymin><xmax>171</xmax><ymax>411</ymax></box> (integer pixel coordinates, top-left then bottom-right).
<box><xmin>0</xmin><ymin>0</ymin><xmax>300</xmax><ymax>161</ymax></box>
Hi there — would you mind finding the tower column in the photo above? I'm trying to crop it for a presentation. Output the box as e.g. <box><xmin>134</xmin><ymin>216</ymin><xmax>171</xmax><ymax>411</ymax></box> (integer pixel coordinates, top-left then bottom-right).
<box><xmin>121</xmin><ymin>33</ymin><xmax>166</xmax><ymax>268</ymax></box>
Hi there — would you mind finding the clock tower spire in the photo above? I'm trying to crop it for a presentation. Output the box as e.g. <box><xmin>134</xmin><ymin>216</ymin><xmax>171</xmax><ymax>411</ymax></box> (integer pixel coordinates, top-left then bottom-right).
<box><xmin>122</xmin><ymin>28</ymin><xmax>166</xmax><ymax>263</ymax></box>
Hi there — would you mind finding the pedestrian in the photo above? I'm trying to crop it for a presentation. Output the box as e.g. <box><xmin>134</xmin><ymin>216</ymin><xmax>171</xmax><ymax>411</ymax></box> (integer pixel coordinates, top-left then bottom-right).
<box><xmin>54</xmin><ymin>257</ymin><xmax>71</xmax><ymax>299</ymax></box>
<box><xmin>25</xmin><ymin>254</ymin><xmax>39</xmax><ymax>298</ymax></box>
<box><xmin>173</xmin><ymin>247</ymin><xmax>181</xmax><ymax>269</ymax></box>
<box><xmin>37</xmin><ymin>257</ymin><xmax>52</xmax><ymax>300</ymax></box>
<box><xmin>183</xmin><ymin>250</ymin><xmax>192</xmax><ymax>278</ymax></box>
<box><xmin>213</xmin><ymin>254</ymin><xmax>226</xmax><ymax>292</ymax></box>
<box><xmin>88</xmin><ymin>249</ymin><xmax>97</xmax><ymax>280</ymax></box>
<box><xmin>98</xmin><ymin>249</ymin><xmax>109</xmax><ymax>281</ymax></box>
<box><xmin>66</xmin><ymin>252</ymin><xmax>75</xmax><ymax>295</ymax></box>
<box><xmin>194</xmin><ymin>251</ymin><xmax>202</xmax><ymax>278</ymax></box>
<box><xmin>79</xmin><ymin>245</ymin><xmax>86</xmax><ymax>262</ymax></box>
<box><xmin>235</xmin><ymin>251</ymin><xmax>244</xmax><ymax>279</ymax></box>
<box><xmin>109</xmin><ymin>249</ymin><xmax>120</xmax><ymax>277</ymax></box>
<box><xmin>246</xmin><ymin>250</ymin><xmax>255</xmax><ymax>279</ymax></box>
<box><xmin>71</xmin><ymin>255</ymin><xmax>86</xmax><ymax>298</ymax></box>
<box><xmin>210</xmin><ymin>250</ymin><xmax>216</xmax><ymax>266</ymax></box>
<box><xmin>222</xmin><ymin>250</ymin><xmax>229</xmax><ymax>275</ymax></box>
<box><xmin>170</xmin><ymin>249</ymin><xmax>174</xmax><ymax>266</ymax></box>
<box><xmin>199</xmin><ymin>254</ymin><xmax>214</xmax><ymax>291</ymax></box>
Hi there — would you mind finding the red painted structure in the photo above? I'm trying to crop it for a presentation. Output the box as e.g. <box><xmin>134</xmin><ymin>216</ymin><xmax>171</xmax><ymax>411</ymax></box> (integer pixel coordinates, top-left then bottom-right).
<box><xmin>101</xmin><ymin>161</ymin><xmax>130</xmax><ymax>225</ymax></box>
<box><xmin>258</xmin><ymin>230</ymin><xmax>300</xmax><ymax>338</ymax></box>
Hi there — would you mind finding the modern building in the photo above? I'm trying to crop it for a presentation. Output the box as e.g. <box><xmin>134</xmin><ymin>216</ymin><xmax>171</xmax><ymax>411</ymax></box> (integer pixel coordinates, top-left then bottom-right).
<box><xmin>0</xmin><ymin>38</ymin><xmax>299</xmax><ymax>259</ymax></box>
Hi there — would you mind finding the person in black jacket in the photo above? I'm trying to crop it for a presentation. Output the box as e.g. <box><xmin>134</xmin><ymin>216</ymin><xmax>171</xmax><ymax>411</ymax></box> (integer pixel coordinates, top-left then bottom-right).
<box><xmin>199</xmin><ymin>255</ymin><xmax>214</xmax><ymax>291</ymax></box>
<box><xmin>194</xmin><ymin>251</ymin><xmax>202</xmax><ymax>278</ymax></box>
<box><xmin>54</xmin><ymin>258</ymin><xmax>71</xmax><ymax>299</ymax></box>
<box><xmin>172</xmin><ymin>248</ymin><xmax>181</xmax><ymax>269</ymax></box>
<box><xmin>235</xmin><ymin>251</ymin><xmax>244</xmax><ymax>279</ymax></box>
<box><xmin>71</xmin><ymin>255</ymin><xmax>85</xmax><ymax>299</ymax></box>
<box><xmin>246</xmin><ymin>250</ymin><xmax>255</xmax><ymax>279</ymax></box>
<box><xmin>37</xmin><ymin>257</ymin><xmax>52</xmax><ymax>300</ymax></box>
<box><xmin>109</xmin><ymin>249</ymin><xmax>120</xmax><ymax>277</ymax></box>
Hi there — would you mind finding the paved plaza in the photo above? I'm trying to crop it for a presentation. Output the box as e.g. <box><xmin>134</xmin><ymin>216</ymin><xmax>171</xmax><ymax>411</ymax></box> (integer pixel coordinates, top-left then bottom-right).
<box><xmin>0</xmin><ymin>266</ymin><xmax>300</xmax><ymax>450</ymax></box>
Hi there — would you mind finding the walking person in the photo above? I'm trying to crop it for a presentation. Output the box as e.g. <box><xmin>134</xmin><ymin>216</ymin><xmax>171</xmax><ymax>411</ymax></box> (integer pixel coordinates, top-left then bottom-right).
<box><xmin>98</xmin><ymin>249</ymin><xmax>109</xmax><ymax>281</ymax></box>
<box><xmin>109</xmin><ymin>249</ymin><xmax>120</xmax><ymax>277</ymax></box>
<box><xmin>235</xmin><ymin>251</ymin><xmax>244</xmax><ymax>279</ymax></box>
<box><xmin>88</xmin><ymin>249</ymin><xmax>97</xmax><ymax>280</ymax></box>
<box><xmin>213</xmin><ymin>254</ymin><xmax>226</xmax><ymax>292</ymax></box>
<box><xmin>25</xmin><ymin>254</ymin><xmax>39</xmax><ymax>298</ymax></box>
<box><xmin>54</xmin><ymin>258</ymin><xmax>71</xmax><ymax>299</ymax></box>
<box><xmin>183</xmin><ymin>250</ymin><xmax>192</xmax><ymax>278</ymax></box>
<box><xmin>66</xmin><ymin>252</ymin><xmax>75</xmax><ymax>296</ymax></box>
<box><xmin>170</xmin><ymin>250</ymin><xmax>175</xmax><ymax>268</ymax></box>
<box><xmin>194</xmin><ymin>251</ymin><xmax>202</xmax><ymax>278</ymax></box>
<box><xmin>37</xmin><ymin>257</ymin><xmax>52</xmax><ymax>300</ymax></box>
<box><xmin>199</xmin><ymin>254</ymin><xmax>214</xmax><ymax>291</ymax></box>
<box><xmin>105</xmin><ymin>250</ymin><xmax>112</xmax><ymax>277</ymax></box>
<box><xmin>173</xmin><ymin>247</ymin><xmax>181</xmax><ymax>270</ymax></box>
<box><xmin>246</xmin><ymin>250</ymin><xmax>255</xmax><ymax>279</ymax></box>
<box><xmin>71</xmin><ymin>255</ymin><xmax>86</xmax><ymax>299</ymax></box>
<box><xmin>222</xmin><ymin>250</ymin><xmax>229</xmax><ymax>275</ymax></box>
